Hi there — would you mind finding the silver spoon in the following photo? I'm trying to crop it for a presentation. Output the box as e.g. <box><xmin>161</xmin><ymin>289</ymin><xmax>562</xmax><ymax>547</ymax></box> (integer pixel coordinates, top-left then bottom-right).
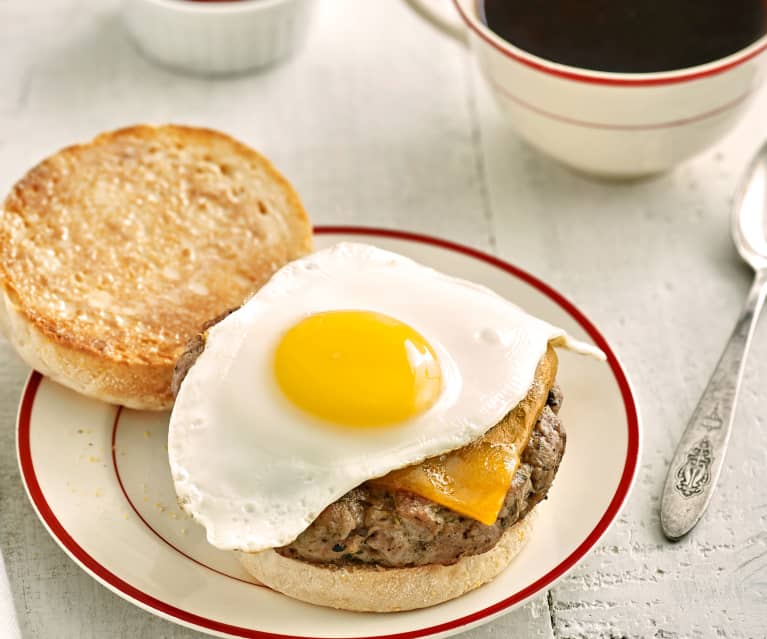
<box><xmin>661</xmin><ymin>142</ymin><xmax>767</xmax><ymax>540</ymax></box>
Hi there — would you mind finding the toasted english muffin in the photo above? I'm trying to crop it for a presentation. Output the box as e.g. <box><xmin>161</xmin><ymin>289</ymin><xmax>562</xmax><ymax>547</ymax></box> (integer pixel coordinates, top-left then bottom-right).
<box><xmin>0</xmin><ymin>124</ymin><xmax>312</xmax><ymax>409</ymax></box>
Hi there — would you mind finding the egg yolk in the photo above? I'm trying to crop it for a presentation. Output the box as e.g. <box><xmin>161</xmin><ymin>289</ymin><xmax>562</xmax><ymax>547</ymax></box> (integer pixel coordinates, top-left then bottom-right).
<box><xmin>274</xmin><ymin>310</ymin><xmax>442</xmax><ymax>427</ymax></box>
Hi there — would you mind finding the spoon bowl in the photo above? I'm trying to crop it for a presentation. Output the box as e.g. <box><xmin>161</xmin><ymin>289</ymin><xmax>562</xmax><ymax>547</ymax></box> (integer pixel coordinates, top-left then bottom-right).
<box><xmin>732</xmin><ymin>142</ymin><xmax>767</xmax><ymax>270</ymax></box>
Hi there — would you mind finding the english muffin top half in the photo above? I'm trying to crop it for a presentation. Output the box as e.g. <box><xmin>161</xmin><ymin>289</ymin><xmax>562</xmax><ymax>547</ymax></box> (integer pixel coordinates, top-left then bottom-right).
<box><xmin>0</xmin><ymin>124</ymin><xmax>312</xmax><ymax>409</ymax></box>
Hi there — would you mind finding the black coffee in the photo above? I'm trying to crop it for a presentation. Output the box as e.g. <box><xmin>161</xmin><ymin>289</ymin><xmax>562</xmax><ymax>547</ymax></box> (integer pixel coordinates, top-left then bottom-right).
<box><xmin>480</xmin><ymin>0</ymin><xmax>767</xmax><ymax>73</ymax></box>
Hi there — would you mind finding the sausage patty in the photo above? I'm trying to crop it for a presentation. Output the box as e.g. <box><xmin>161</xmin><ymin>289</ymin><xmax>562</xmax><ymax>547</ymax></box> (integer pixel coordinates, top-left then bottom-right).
<box><xmin>276</xmin><ymin>386</ymin><xmax>564</xmax><ymax>567</ymax></box>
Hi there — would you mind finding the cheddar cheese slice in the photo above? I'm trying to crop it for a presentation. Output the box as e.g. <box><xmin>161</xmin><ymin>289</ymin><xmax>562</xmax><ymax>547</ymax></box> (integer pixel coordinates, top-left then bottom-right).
<box><xmin>371</xmin><ymin>346</ymin><xmax>558</xmax><ymax>525</ymax></box>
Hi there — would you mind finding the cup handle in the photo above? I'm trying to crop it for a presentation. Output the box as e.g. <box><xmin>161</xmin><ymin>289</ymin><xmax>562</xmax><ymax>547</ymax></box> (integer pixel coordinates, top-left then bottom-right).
<box><xmin>403</xmin><ymin>0</ymin><xmax>468</xmax><ymax>44</ymax></box>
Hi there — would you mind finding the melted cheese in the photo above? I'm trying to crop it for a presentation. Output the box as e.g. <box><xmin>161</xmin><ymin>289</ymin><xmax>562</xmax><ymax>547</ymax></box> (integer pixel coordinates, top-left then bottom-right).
<box><xmin>371</xmin><ymin>346</ymin><xmax>558</xmax><ymax>525</ymax></box>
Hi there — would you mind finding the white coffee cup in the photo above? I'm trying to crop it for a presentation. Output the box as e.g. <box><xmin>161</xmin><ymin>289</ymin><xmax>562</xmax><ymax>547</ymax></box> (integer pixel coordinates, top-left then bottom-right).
<box><xmin>410</xmin><ymin>0</ymin><xmax>767</xmax><ymax>177</ymax></box>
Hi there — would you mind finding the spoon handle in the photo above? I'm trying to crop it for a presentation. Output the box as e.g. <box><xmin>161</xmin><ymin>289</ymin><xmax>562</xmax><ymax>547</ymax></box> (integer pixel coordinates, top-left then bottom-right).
<box><xmin>661</xmin><ymin>269</ymin><xmax>767</xmax><ymax>540</ymax></box>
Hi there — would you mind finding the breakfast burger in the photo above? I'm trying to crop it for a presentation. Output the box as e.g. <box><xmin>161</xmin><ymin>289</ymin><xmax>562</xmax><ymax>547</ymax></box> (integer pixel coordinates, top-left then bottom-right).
<box><xmin>169</xmin><ymin>243</ymin><xmax>604</xmax><ymax>612</ymax></box>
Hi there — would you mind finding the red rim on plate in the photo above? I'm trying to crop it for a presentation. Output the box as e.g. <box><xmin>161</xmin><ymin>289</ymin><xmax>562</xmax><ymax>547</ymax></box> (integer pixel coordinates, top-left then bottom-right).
<box><xmin>16</xmin><ymin>226</ymin><xmax>640</xmax><ymax>639</ymax></box>
<box><xmin>458</xmin><ymin>0</ymin><xmax>767</xmax><ymax>87</ymax></box>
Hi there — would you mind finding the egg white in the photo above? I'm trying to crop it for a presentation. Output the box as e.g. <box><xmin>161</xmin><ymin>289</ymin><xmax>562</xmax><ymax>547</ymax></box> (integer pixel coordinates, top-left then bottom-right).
<box><xmin>168</xmin><ymin>242</ymin><xmax>602</xmax><ymax>552</ymax></box>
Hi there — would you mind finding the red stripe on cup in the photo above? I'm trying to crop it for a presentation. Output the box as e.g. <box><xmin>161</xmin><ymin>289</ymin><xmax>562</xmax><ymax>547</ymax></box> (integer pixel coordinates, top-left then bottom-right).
<box><xmin>490</xmin><ymin>80</ymin><xmax>754</xmax><ymax>130</ymax></box>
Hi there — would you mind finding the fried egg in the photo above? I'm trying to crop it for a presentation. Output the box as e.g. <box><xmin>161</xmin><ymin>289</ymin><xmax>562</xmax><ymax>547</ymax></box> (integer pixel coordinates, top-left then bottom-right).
<box><xmin>168</xmin><ymin>242</ymin><xmax>602</xmax><ymax>552</ymax></box>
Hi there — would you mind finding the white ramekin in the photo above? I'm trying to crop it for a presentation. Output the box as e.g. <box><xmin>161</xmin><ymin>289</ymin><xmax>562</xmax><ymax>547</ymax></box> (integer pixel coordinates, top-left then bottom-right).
<box><xmin>454</xmin><ymin>0</ymin><xmax>767</xmax><ymax>177</ymax></box>
<box><xmin>122</xmin><ymin>0</ymin><xmax>316</xmax><ymax>75</ymax></box>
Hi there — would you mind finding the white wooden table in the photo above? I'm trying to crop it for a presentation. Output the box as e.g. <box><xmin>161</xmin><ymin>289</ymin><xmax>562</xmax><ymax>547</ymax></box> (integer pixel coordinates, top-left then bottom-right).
<box><xmin>2</xmin><ymin>1</ymin><xmax>767</xmax><ymax>637</ymax></box>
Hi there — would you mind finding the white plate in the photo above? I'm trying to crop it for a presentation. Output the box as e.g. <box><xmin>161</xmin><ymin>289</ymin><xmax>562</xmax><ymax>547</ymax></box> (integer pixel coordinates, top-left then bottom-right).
<box><xmin>16</xmin><ymin>227</ymin><xmax>640</xmax><ymax>639</ymax></box>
